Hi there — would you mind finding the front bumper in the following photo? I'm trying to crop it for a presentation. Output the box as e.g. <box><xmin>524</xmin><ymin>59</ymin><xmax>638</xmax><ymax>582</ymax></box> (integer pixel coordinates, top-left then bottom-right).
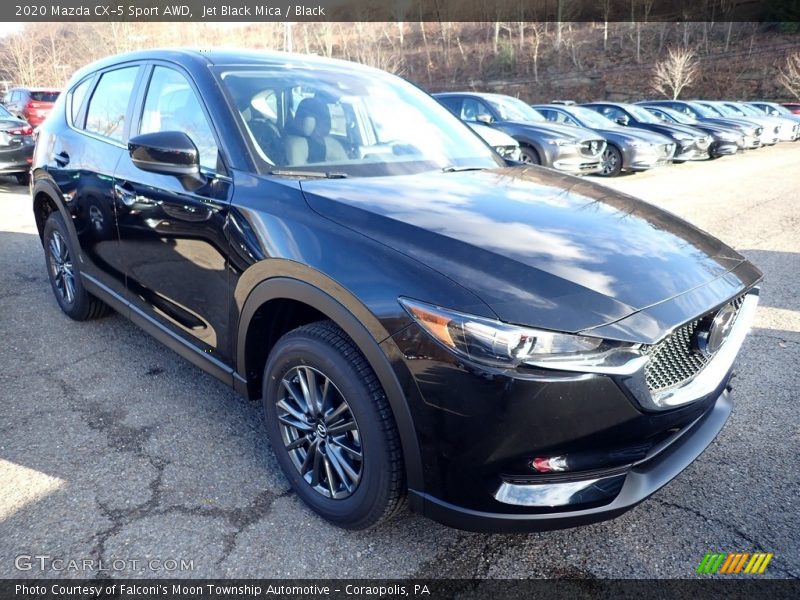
<box><xmin>0</xmin><ymin>141</ymin><xmax>34</xmax><ymax>174</ymax></box>
<box><xmin>388</xmin><ymin>272</ymin><xmax>759</xmax><ymax>532</ymax></box>
<box><xmin>709</xmin><ymin>140</ymin><xmax>740</xmax><ymax>157</ymax></box>
<box><xmin>412</xmin><ymin>390</ymin><xmax>731</xmax><ymax>532</ymax></box>
<box><xmin>673</xmin><ymin>139</ymin><xmax>710</xmax><ymax>161</ymax></box>
<box><xmin>547</xmin><ymin>142</ymin><xmax>605</xmax><ymax>175</ymax></box>
<box><xmin>626</xmin><ymin>143</ymin><xmax>674</xmax><ymax>170</ymax></box>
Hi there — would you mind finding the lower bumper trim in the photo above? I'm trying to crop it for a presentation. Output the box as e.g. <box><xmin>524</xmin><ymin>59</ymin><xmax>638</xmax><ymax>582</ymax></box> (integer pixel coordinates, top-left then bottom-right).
<box><xmin>411</xmin><ymin>390</ymin><xmax>732</xmax><ymax>532</ymax></box>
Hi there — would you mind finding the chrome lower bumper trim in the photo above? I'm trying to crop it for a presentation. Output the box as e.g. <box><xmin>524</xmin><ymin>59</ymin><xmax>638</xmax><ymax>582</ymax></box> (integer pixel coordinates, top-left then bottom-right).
<box><xmin>494</xmin><ymin>473</ymin><xmax>626</xmax><ymax>507</ymax></box>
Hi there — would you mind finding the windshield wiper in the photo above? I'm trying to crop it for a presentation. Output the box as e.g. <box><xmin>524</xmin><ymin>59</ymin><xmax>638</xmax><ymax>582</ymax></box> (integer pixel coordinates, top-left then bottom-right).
<box><xmin>269</xmin><ymin>169</ymin><xmax>348</xmax><ymax>179</ymax></box>
<box><xmin>441</xmin><ymin>166</ymin><xmax>489</xmax><ymax>173</ymax></box>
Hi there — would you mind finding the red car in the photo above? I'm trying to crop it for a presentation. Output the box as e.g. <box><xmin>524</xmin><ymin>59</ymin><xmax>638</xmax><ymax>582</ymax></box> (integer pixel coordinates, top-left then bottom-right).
<box><xmin>782</xmin><ymin>103</ymin><xmax>800</xmax><ymax>115</ymax></box>
<box><xmin>3</xmin><ymin>87</ymin><xmax>60</xmax><ymax>127</ymax></box>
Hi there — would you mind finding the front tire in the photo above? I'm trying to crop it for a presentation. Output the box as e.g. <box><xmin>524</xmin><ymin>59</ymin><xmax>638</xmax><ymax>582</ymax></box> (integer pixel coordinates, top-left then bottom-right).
<box><xmin>43</xmin><ymin>212</ymin><xmax>109</xmax><ymax>320</ymax></box>
<box><xmin>599</xmin><ymin>145</ymin><xmax>623</xmax><ymax>177</ymax></box>
<box><xmin>263</xmin><ymin>321</ymin><xmax>405</xmax><ymax>529</ymax></box>
<box><xmin>519</xmin><ymin>145</ymin><xmax>541</xmax><ymax>165</ymax></box>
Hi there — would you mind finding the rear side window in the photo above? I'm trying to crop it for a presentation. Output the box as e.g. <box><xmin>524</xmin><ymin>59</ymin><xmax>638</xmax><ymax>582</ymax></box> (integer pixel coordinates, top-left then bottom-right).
<box><xmin>437</xmin><ymin>96</ymin><xmax>462</xmax><ymax>116</ymax></box>
<box><xmin>139</xmin><ymin>66</ymin><xmax>220</xmax><ymax>171</ymax></box>
<box><xmin>69</xmin><ymin>79</ymin><xmax>92</xmax><ymax>126</ymax></box>
<box><xmin>30</xmin><ymin>91</ymin><xmax>60</xmax><ymax>102</ymax></box>
<box><xmin>85</xmin><ymin>66</ymin><xmax>139</xmax><ymax>143</ymax></box>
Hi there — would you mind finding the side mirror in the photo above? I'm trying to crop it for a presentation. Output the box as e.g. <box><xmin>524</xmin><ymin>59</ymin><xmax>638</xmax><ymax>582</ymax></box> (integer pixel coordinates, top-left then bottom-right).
<box><xmin>128</xmin><ymin>131</ymin><xmax>200</xmax><ymax>178</ymax></box>
<box><xmin>615</xmin><ymin>115</ymin><xmax>629</xmax><ymax>126</ymax></box>
<box><xmin>476</xmin><ymin>114</ymin><xmax>493</xmax><ymax>124</ymax></box>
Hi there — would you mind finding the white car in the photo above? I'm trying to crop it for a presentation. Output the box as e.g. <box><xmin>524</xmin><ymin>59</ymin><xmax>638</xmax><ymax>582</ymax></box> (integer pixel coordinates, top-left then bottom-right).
<box><xmin>468</xmin><ymin>122</ymin><xmax>521</xmax><ymax>161</ymax></box>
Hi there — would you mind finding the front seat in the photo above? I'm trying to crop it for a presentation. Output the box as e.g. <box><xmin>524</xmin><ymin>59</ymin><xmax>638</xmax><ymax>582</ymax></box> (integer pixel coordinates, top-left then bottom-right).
<box><xmin>285</xmin><ymin>98</ymin><xmax>348</xmax><ymax>165</ymax></box>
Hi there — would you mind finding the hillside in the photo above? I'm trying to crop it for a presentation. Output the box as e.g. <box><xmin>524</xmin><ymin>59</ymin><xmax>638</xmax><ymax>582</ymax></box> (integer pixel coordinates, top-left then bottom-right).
<box><xmin>1</xmin><ymin>21</ymin><xmax>798</xmax><ymax>101</ymax></box>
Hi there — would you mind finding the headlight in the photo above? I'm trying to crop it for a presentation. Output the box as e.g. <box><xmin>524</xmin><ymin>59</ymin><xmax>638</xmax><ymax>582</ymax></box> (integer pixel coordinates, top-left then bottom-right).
<box><xmin>546</xmin><ymin>138</ymin><xmax>575</xmax><ymax>147</ymax></box>
<box><xmin>494</xmin><ymin>145</ymin><xmax>521</xmax><ymax>160</ymax></box>
<box><xmin>672</xmin><ymin>133</ymin><xmax>692</xmax><ymax>141</ymax></box>
<box><xmin>399</xmin><ymin>298</ymin><xmax>645</xmax><ymax>374</ymax></box>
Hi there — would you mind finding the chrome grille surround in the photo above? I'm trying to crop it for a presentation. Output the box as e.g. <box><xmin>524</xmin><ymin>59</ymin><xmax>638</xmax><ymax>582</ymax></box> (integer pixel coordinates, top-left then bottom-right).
<box><xmin>637</xmin><ymin>292</ymin><xmax>758</xmax><ymax>410</ymax></box>
<box><xmin>642</xmin><ymin>294</ymin><xmax>746</xmax><ymax>393</ymax></box>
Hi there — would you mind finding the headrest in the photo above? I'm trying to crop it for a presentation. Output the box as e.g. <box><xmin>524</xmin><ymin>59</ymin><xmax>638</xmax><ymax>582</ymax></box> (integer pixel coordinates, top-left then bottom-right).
<box><xmin>292</xmin><ymin>98</ymin><xmax>331</xmax><ymax>137</ymax></box>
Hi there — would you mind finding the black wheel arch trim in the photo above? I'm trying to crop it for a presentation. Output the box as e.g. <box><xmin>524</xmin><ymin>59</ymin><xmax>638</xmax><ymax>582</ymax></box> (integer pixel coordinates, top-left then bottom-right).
<box><xmin>236</xmin><ymin>275</ymin><xmax>425</xmax><ymax>493</ymax></box>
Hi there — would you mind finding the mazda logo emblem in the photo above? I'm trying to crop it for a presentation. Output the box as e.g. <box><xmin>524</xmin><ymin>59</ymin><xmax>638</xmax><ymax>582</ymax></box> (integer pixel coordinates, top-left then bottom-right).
<box><xmin>694</xmin><ymin>304</ymin><xmax>737</xmax><ymax>357</ymax></box>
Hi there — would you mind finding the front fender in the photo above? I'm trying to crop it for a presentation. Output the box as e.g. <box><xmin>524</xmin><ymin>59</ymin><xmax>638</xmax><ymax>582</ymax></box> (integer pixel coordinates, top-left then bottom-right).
<box><xmin>235</xmin><ymin>273</ymin><xmax>425</xmax><ymax>493</ymax></box>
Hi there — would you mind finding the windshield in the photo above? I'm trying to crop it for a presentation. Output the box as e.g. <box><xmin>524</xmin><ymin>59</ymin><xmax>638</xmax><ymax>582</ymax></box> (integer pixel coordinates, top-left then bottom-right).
<box><xmin>734</xmin><ymin>103</ymin><xmax>762</xmax><ymax>117</ymax></box>
<box><xmin>768</xmin><ymin>103</ymin><xmax>791</xmax><ymax>115</ymax></box>
<box><xmin>30</xmin><ymin>91</ymin><xmax>60</xmax><ymax>102</ymax></box>
<box><xmin>688</xmin><ymin>102</ymin><xmax>717</xmax><ymax>118</ymax></box>
<box><xmin>486</xmin><ymin>96</ymin><xmax>545</xmax><ymax>122</ymax></box>
<box><xmin>660</xmin><ymin>107</ymin><xmax>696</xmax><ymax>124</ymax></box>
<box><xmin>625</xmin><ymin>104</ymin><xmax>661</xmax><ymax>123</ymax></box>
<box><xmin>566</xmin><ymin>106</ymin><xmax>617</xmax><ymax>128</ymax></box>
<box><xmin>710</xmin><ymin>103</ymin><xmax>739</xmax><ymax>117</ymax></box>
<box><xmin>218</xmin><ymin>66</ymin><xmax>501</xmax><ymax>177</ymax></box>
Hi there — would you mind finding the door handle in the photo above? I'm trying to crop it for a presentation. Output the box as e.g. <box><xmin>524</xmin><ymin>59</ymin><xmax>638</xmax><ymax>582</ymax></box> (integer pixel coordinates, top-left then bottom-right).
<box><xmin>54</xmin><ymin>151</ymin><xmax>70</xmax><ymax>166</ymax></box>
<box><xmin>113</xmin><ymin>182</ymin><xmax>137</xmax><ymax>207</ymax></box>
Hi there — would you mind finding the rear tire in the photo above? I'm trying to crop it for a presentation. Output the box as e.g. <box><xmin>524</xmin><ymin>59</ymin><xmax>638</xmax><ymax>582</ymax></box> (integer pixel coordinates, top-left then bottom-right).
<box><xmin>43</xmin><ymin>212</ymin><xmax>110</xmax><ymax>321</ymax></box>
<box><xmin>262</xmin><ymin>320</ymin><xmax>405</xmax><ymax>529</ymax></box>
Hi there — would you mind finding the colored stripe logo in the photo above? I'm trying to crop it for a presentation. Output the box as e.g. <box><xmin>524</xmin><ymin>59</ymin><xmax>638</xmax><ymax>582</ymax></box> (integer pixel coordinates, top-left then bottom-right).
<box><xmin>697</xmin><ymin>552</ymin><xmax>773</xmax><ymax>574</ymax></box>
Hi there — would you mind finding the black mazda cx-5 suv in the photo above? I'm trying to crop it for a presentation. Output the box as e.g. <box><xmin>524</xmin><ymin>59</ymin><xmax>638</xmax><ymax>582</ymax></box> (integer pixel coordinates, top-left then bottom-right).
<box><xmin>32</xmin><ymin>50</ymin><xmax>761</xmax><ymax>532</ymax></box>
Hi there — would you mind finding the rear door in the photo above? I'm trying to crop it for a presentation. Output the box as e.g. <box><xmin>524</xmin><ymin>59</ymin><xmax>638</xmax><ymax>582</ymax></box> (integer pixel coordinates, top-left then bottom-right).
<box><xmin>113</xmin><ymin>63</ymin><xmax>234</xmax><ymax>364</ymax></box>
<box><xmin>46</xmin><ymin>65</ymin><xmax>143</xmax><ymax>299</ymax></box>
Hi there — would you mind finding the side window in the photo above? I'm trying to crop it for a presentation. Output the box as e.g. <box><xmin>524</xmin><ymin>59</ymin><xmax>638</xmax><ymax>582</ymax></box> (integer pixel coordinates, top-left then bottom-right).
<box><xmin>598</xmin><ymin>105</ymin><xmax>625</xmax><ymax>122</ymax></box>
<box><xmin>69</xmin><ymin>78</ymin><xmax>93</xmax><ymax>126</ymax></box>
<box><xmin>85</xmin><ymin>66</ymin><xmax>139</xmax><ymax>142</ymax></box>
<box><xmin>548</xmin><ymin>110</ymin><xmax>578</xmax><ymax>126</ymax></box>
<box><xmin>140</xmin><ymin>66</ymin><xmax>220</xmax><ymax>171</ymax></box>
<box><xmin>437</xmin><ymin>96</ymin><xmax>462</xmax><ymax>116</ymax></box>
<box><xmin>461</xmin><ymin>99</ymin><xmax>493</xmax><ymax>123</ymax></box>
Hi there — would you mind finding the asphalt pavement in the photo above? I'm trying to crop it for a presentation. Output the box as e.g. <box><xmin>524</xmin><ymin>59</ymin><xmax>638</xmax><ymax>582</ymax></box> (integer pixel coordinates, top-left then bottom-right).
<box><xmin>0</xmin><ymin>145</ymin><xmax>798</xmax><ymax>580</ymax></box>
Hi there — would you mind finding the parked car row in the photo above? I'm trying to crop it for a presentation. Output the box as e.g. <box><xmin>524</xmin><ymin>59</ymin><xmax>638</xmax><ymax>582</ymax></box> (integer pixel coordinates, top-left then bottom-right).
<box><xmin>434</xmin><ymin>92</ymin><xmax>800</xmax><ymax>177</ymax></box>
<box><xmin>0</xmin><ymin>87</ymin><xmax>60</xmax><ymax>185</ymax></box>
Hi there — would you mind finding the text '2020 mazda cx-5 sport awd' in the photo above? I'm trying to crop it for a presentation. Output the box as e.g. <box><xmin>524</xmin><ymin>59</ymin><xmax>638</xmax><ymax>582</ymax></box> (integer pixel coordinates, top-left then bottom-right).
<box><xmin>32</xmin><ymin>50</ymin><xmax>761</xmax><ymax>532</ymax></box>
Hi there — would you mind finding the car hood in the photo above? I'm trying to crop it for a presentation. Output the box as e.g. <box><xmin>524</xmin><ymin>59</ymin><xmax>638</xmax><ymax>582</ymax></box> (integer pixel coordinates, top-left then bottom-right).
<box><xmin>499</xmin><ymin>120</ymin><xmax>602</xmax><ymax>141</ymax></box>
<box><xmin>595</xmin><ymin>127</ymin><xmax>672</xmax><ymax>144</ymax></box>
<box><xmin>468</xmin><ymin>123</ymin><xmax>518</xmax><ymax>147</ymax></box>
<box><xmin>641</xmin><ymin>122</ymin><xmax>705</xmax><ymax>139</ymax></box>
<box><xmin>300</xmin><ymin>167</ymin><xmax>746</xmax><ymax>333</ymax></box>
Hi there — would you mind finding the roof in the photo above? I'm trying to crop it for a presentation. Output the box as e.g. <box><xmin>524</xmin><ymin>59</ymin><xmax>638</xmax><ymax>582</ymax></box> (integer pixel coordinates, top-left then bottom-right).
<box><xmin>70</xmin><ymin>48</ymin><xmax>384</xmax><ymax>83</ymax></box>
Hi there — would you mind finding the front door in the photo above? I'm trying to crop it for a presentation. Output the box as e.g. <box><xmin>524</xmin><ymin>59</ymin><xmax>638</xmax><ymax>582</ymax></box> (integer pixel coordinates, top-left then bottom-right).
<box><xmin>114</xmin><ymin>64</ymin><xmax>233</xmax><ymax>364</ymax></box>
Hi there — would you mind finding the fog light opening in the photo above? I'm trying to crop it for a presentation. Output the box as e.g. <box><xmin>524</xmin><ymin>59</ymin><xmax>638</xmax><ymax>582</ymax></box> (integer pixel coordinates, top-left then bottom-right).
<box><xmin>531</xmin><ymin>456</ymin><xmax>568</xmax><ymax>473</ymax></box>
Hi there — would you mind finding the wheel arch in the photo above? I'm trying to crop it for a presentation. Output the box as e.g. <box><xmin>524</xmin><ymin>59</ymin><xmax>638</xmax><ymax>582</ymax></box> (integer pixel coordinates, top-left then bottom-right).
<box><xmin>236</xmin><ymin>276</ymin><xmax>424</xmax><ymax>492</ymax></box>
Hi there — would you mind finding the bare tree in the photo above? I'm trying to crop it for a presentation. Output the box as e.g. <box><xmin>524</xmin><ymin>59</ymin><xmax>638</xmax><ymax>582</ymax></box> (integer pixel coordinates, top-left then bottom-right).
<box><xmin>778</xmin><ymin>52</ymin><xmax>800</xmax><ymax>100</ymax></box>
<box><xmin>652</xmin><ymin>46</ymin><xmax>700</xmax><ymax>99</ymax></box>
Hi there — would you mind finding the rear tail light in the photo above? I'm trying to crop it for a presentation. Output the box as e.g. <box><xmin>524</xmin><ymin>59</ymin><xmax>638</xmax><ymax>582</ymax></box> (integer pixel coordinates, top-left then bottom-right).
<box><xmin>8</xmin><ymin>125</ymin><xmax>33</xmax><ymax>136</ymax></box>
<box><xmin>27</xmin><ymin>101</ymin><xmax>42</xmax><ymax>110</ymax></box>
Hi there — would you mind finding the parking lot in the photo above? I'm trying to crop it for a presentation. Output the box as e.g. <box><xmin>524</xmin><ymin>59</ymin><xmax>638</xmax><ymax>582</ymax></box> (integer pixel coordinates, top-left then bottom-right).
<box><xmin>0</xmin><ymin>145</ymin><xmax>798</xmax><ymax>580</ymax></box>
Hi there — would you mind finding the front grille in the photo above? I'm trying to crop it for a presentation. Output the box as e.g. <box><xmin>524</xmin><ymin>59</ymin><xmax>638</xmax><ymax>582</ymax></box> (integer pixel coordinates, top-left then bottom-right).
<box><xmin>580</xmin><ymin>139</ymin><xmax>605</xmax><ymax>157</ymax></box>
<box><xmin>642</xmin><ymin>295</ymin><xmax>746</xmax><ymax>392</ymax></box>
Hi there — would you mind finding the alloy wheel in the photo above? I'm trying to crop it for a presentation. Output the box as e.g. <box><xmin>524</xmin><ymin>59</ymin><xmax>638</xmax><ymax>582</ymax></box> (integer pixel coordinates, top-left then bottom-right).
<box><xmin>276</xmin><ymin>366</ymin><xmax>363</xmax><ymax>499</ymax></box>
<box><xmin>48</xmin><ymin>231</ymin><xmax>75</xmax><ymax>304</ymax></box>
<box><xmin>601</xmin><ymin>148</ymin><xmax>618</xmax><ymax>175</ymax></box>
